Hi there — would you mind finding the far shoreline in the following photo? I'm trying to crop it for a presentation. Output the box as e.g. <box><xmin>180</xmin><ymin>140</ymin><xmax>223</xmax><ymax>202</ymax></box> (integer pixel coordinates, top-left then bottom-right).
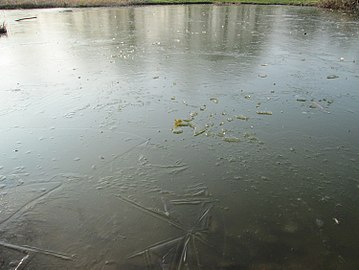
<box><xmin>0</xmin><ymin>0</ymin><xmax>318</xmax><ymax>10</ymax></box>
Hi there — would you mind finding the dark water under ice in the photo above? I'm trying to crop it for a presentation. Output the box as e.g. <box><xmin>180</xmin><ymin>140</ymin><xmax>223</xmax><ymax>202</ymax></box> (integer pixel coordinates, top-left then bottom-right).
<box><xmin>0</xmin><ymin>4</ymin><xmax>359</xmax><ymax>269</ymax></box>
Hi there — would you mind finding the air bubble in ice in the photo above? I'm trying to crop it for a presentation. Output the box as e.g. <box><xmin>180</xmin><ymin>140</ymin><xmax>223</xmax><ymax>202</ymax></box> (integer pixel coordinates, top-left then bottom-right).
<box><xmin>172</xmin><ymin>127</ymin><xmax>183</xmax><ymax>134</ymax></box>
<box><xmin>223</xmin><ymin>137</ymin><xmax>240</xmax><ymax>143</ymax></box>
<box><xmin>235</xmin><ymin>115</ymin><xmax>249</xmax><ymax>121</ymax></box>
<box><xmin>327</xmin><ymin>75</ymin><xmax>339</xmax><ymax>79</ymax></box>
<box><xmin>315</xmin><ymin>218</ymin><xmax>324</xmax><ymax>228</ymax></box>
<box><xmin>256</xmin><ymin>111</ymin><xmax>272</xmax><ymax>115</ymax></box>
<box><xmin>210</xmin><ymin>97</ymin><xmax>219</xmax><ymax>104</ymax></box>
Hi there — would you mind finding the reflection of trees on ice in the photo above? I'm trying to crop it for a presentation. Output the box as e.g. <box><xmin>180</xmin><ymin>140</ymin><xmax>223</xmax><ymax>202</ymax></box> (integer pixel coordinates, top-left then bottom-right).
<box><xmin>116</xmin><ymin>190</ymin><xmax>226</xmax><ymax>270</ymax></box>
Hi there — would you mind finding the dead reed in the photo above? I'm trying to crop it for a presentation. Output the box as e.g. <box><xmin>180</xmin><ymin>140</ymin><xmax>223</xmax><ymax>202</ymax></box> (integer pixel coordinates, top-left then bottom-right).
<box><xmin>0</xmin><ymin>21</ymin><xmax>7</xmax><ymax>35</ymax></box>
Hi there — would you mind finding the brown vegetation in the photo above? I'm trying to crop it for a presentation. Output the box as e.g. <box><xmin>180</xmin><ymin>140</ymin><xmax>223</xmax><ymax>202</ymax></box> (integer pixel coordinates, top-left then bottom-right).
<box><xmin>319</xmin><ymin>0</ymin><xmax>359</xmax><ymax>11</ymax></box>
<box><xmin>0</xmin><ymin>0</ymin><xmax>357</xmax><ymax>11</ymax></box>
<box><xmin>0</xmin><ymin>21</ymin><xmax>7</xmax><ymax>35</ymax></box>
<box><xmin>0</xmin><ymin>0</ymin><xmax>137</xmax><ymax>9</ymax></box>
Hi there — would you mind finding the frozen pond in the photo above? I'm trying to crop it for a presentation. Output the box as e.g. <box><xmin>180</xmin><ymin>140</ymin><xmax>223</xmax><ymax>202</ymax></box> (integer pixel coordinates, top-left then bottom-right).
<box><xmin>1</xmin><ymin>4</ymin><xmax>359</xmax><ymax>269</ymax></box>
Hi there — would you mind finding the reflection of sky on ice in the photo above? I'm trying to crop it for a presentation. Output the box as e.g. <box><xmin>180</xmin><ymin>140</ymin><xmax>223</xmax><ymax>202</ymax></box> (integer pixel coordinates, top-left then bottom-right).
<box><xmin>0</xmin><ymin>5</ymin><xmax>359</xmax><ymax>269</ymax></box>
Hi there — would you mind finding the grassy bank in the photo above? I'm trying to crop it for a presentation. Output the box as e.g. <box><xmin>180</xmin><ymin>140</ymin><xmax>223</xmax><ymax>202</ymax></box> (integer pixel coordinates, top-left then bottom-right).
<box><xmin>0</xmin><ymin>0</ymin><xmax>318</xmax><ymax>9</ymax></box>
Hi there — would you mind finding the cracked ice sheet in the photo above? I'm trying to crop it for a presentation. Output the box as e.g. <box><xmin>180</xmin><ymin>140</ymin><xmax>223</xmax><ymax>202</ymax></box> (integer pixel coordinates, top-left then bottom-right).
<box><xmin>0</xmin><ymin>181</ymin><xmax>63</xmax><ymax>229</ymax></box>
<box><xmin>2</xmin><ymin>182</ymin><xmax>227</xmax><ymax>269</ymax></box>
<box><xmin>0</xmin><ymin>140</ymin><xmax>229</xmax><ymax>269</ymax></box>
<box><xmin>0</xmin><ymin>135</ymin><xmax>149</xmax><ymax>269</ymax></box>
<box><xmin>0</xmin><ymin>175</ymin><xmax>184</xmax><ymax>269</ymax></box>
<box><xmin>0</xmin><ymin>126</ymin><xmax>148</xmax><ymax>180</ymax></box>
